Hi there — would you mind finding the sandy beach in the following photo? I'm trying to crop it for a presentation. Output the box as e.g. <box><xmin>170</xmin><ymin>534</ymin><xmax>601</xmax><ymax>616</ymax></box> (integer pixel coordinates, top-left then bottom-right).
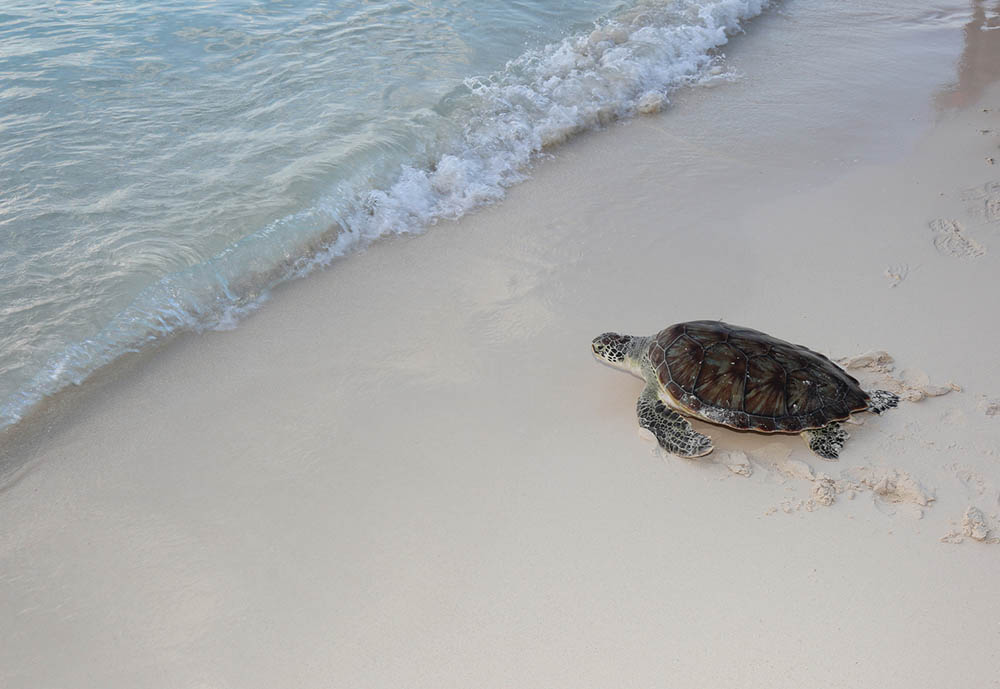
<box><xmin>3</xmin><ymin>2</ymin><xmax>1000</xmax><ymax>687</ymax></box>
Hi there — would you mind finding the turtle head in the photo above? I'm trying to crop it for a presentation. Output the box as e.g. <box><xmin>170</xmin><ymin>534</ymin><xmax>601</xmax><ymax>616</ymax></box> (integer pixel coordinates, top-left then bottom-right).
<box><xmin>591</xmin><ymin>332</ymin><xmax>636</xmax><ymax>369</ymax></box>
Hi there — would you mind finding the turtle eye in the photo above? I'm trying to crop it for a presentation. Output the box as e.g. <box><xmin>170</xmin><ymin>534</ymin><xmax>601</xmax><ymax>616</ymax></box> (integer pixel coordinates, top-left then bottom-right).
<box><xmin>592</xmin><ymin>333</ymin><xmax>627</xmax><ymax>363</ymax></box>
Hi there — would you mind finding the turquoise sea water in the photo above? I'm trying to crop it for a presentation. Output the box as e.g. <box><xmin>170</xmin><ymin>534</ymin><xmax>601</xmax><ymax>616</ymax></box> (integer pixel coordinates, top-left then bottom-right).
<box><xmin>0</xmin><ymin>0</ymin><xmax>769</xmax><ymax>429</ymax></box>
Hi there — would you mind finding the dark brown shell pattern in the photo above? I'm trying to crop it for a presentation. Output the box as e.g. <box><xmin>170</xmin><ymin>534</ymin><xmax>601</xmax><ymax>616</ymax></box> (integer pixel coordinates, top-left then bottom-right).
<box><xmin>647</xmin><ymin>321</ymin><xmax>869</xmax><ymax>433</ymax></box>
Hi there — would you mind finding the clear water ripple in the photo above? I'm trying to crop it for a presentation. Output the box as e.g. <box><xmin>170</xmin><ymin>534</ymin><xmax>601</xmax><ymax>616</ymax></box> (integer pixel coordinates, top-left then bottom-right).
<box><xmin>0</xmin><ymin>0</ymin><xmax>768</xmax><ymax>429</ymax></box>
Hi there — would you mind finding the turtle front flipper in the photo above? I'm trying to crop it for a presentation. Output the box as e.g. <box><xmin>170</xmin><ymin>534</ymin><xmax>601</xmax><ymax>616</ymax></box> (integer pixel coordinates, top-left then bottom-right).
<box><xmin>801</xmin><ymin>422</ymin><xmax>849</xmax><ymax>460</ymax></box>
<box><xmin>636</xmin><ymin>385</ymin><xmax>713</xmax><ymax>458</ymax></box>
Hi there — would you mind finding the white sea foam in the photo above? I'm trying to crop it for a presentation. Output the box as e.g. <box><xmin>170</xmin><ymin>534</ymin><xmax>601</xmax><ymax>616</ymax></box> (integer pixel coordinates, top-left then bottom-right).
<box><xmin>1</xmin><ymin>0</ymin><xmax>769</xmax><ymax>430</ymax></box>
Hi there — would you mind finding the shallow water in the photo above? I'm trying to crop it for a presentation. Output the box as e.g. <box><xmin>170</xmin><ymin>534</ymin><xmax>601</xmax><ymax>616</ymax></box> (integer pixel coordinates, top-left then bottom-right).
<box><xmin>0</xmin><ymin>0</ymin><xmax>772</xmax><ymax>429</ymax></box>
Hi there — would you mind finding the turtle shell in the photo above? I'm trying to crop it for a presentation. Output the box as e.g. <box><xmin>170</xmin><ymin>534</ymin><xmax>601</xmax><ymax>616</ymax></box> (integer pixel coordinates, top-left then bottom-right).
<box><xmin>648</xmin><ymin>320</ymin><xmax>869</xmax><ymax>433</ymax></box>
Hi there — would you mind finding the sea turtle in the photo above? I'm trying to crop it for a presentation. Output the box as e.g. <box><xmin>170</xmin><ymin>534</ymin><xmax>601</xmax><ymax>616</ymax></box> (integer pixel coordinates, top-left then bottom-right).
<box><xmin>591</xmin><ymin>320</ymin><xmax>899</xmax><ymax>459</ymax></box>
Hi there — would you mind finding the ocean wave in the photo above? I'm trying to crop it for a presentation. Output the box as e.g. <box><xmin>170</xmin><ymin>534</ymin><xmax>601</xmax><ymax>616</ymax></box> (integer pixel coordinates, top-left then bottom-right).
<box><xmin>1</xmin><ymin>0</ymin><xmax>769</xmax><ymax>430</ymax></box>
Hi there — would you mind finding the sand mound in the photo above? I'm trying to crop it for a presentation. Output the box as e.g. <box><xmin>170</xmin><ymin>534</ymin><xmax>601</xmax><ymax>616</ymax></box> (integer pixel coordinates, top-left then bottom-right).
<box><xmin>838</xmin><ymin>350</ymin><xmax>960</xmax><ymax>402</ymax></box>
<box><xmin>941</xmin><ymin>506</ymin><xmax>1000</xmax><ymax>544</ymax></box>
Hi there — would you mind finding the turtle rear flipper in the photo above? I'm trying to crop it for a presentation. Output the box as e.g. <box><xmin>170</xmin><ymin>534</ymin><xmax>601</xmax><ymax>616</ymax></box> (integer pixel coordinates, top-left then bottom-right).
<box><xmin>866</xmin><ymin>389</ymin><xmax>899</xmax><ymax>414</ymax></box>
<box><xmin>802</xmin><ymin>422</ymin><xmax>849</xmax><ymax>460</ymax></box>
<box><xmin>637</xmin><ymin>385</ymin><xmax>713</xmax><ymax>458</ymax></box>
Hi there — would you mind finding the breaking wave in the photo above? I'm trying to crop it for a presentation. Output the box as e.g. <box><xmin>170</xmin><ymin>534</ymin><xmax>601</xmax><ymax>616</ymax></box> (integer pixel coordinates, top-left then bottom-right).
<box><xmin>1</xmin><ymin>0</ymin><xmax>770</xmax><ymax>430</ymax></box>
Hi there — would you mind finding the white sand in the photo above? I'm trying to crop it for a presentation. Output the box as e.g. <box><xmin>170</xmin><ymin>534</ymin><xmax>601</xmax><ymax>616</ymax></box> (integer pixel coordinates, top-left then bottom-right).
<box><xmin>3</xmin><ymin>3</ymin><xmax>1000</xmax><ymax>688</ymax></box>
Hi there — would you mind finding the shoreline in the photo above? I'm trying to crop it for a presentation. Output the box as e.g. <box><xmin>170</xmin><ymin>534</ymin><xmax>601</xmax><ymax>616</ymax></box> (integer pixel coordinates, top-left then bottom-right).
<box><xmin>0</xmin><ymin>0</ymin><xmax>776</xmax><ymax>435</ymax></box>
<box><xmin>0</xmin><ymin>0</ymin><xmax>973</xmax><ymax>441</ymax></box>
<box><xmin>3</xmin><ymin>2</ymin><xmax>1000</xmax><ymax>688</ymax></box>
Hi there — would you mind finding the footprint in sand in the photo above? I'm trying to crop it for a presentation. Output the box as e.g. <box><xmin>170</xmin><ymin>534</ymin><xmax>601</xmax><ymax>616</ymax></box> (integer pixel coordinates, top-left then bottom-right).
<box><xmin>961</xmin><ymin>181</ymin><xmax>1000</xmax><ymax>223</ymax></box>
<box><xmin>979</xmin><ymin>397</ymin><xmax>1000</xmax><ymax>417</ymax></box>
<box><xmin>884</xmin><ymin>263</ymin><xmax>909</xmax><ymax>287</ymax></box>
<box><xmin>929</xmin><ymin>218</ymin><xmax>986</xmax><ymax>259</ymax></box>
